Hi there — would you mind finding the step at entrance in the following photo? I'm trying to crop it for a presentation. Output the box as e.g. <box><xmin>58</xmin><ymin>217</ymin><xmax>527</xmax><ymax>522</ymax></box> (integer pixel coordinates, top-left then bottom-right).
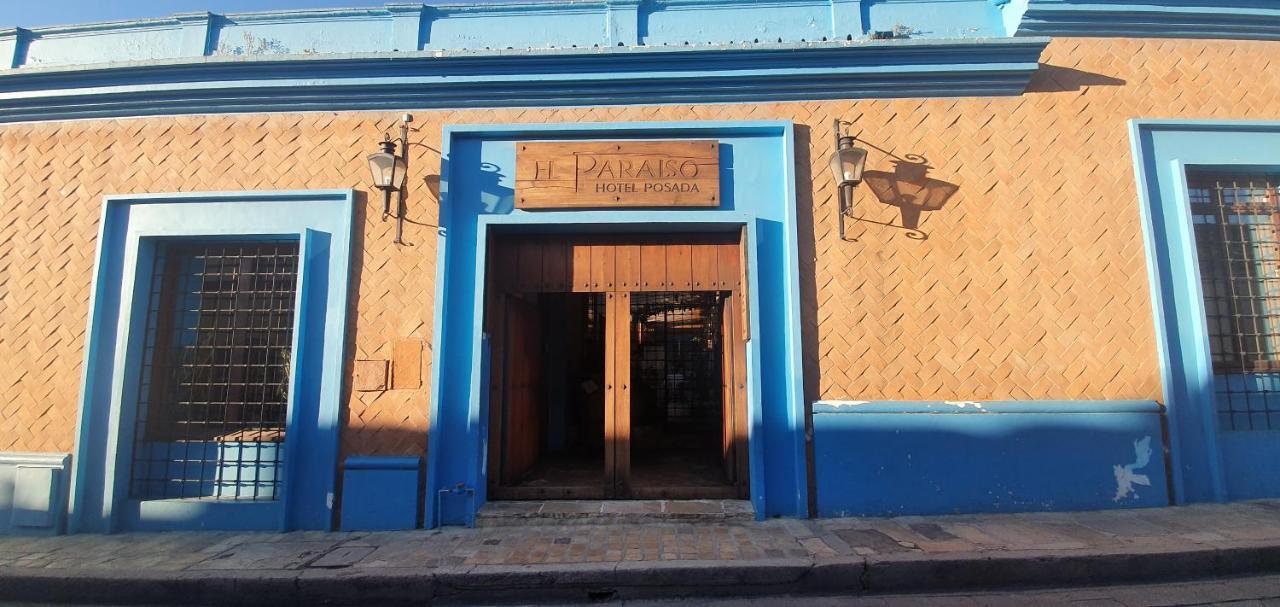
<box><xmin>476</xmin><ymin>499</ymin><xmax>755</xmax><ymax>526</ymax></box>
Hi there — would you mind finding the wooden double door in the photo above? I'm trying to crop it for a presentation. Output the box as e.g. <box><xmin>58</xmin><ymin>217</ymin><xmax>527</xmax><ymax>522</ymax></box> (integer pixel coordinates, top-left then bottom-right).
<box><xmin>486</xmin><ymin>232</ymin><xmax>750</xmax><ymax>500</ymax></box>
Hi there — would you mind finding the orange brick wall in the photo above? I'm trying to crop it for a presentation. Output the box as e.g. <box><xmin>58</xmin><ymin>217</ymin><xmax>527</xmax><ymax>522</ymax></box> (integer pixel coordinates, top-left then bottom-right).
<box><xmin>1</xmin><ymin>37</ymin><xmax>1277</xmax><ymax>456</ymax></box>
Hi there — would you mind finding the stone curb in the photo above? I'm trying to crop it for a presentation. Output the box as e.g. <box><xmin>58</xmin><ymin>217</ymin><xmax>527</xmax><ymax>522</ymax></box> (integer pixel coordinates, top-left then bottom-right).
<box><xmin>2</xmin><ymin>542</ymin><xmax>1278</xmax><ymax>605</ymax></box>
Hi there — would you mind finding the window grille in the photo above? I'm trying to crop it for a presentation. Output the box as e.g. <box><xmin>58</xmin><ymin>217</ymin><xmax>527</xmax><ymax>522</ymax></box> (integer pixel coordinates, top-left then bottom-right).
<box><xmin>1188</xmin><ymin>170</ymin><xmax>1280</xmax><ymax>431</ymax></box>
<box><xmin>630</xmin><ymin>292</ymin><xmax>724</xmax><ymax>427</ymax></box>
<box><xmin>130</xmin><ymin>242</ymin><xmax>300</xmax><ymax>500</ymax></box>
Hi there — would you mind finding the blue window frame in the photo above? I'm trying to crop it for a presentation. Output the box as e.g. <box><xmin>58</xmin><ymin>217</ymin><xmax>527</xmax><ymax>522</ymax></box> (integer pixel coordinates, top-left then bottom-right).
<box><xmin>70</xmin><ymin>191</ymin><xmax>354</xmax><ymax>532</ymax></box>
<box><xmin>1131</xmin><ymin>120</ymin><xmax>1280</xmax><ymax>504</ymax></box>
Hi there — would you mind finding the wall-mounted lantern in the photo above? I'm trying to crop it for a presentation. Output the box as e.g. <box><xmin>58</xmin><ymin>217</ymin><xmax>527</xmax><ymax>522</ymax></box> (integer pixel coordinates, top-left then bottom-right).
<box><xmin>828</xmin><ymin>119</ymin><xmax>869</xmax><ymax>241</ymax></box>
<box><xmin>367</xmin><ymin>114</ymin><xmax>414</xmax><ymax>245</ymax></box>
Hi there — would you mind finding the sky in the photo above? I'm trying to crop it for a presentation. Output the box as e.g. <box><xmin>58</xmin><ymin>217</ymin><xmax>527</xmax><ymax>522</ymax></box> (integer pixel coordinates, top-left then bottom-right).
<box><xmin>2</xmin><ymin>0</ymin><xmax>519</xmax><ymax>29</ymax></box>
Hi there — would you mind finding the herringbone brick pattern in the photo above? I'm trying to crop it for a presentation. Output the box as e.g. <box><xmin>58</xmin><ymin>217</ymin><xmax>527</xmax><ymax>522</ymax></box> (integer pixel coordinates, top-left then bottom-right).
<box><xmin>1</xmin><ymin>37</ymin><xmax>1276</xmax><ymax>456</ymax></box>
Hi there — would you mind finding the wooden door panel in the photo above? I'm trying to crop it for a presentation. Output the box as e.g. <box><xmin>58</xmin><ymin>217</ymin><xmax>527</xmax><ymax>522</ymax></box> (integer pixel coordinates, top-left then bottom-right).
<box><xmin>571</xmin><ymin>242</ymin><xmax>593</xmax><ymax>292</ymax></box>
<box><xmin>541</xmin><ymin>238</ymin><xmax>570</xmax><ymax>292</ymax></box>
<box><xmin>667</xmin><ymin>243</ymin><xmax>693</xmax><ymax>290</ymax></box>
<box><xmin>721</xmin><ymin>293</ymin><xmax>736</xmax><ymax>481</ymax></box>
<box><xmin>639</xmin><ymin>243</ymin><xmax>666</xmax><ymax>290</ymax></box>
<box><xmin>717</xmin><ymin>241</ymin><xmax>740</xmax><ymax>290</ymax></box>
<box><xmin>516</xmin><ymin>240</ymin><xmax>543</xmax><ymax>292</ymax></box>
<box><xmin>691</xmin><ymin>243</ymin><xmax>718</xmax><ymax>290</ymax></box>
<box><xmin>590</xmin><ymin>243</ymin><xmax>613</xmax><ymax>291</ymax></box>
<box><xmin>502</xmin><ymin>295</ymin><xmax>543</xmax><ymax>484</ymax></box>
<box><xmin>495</xmin><ymin>234</ymin><xmax>739</xmax><ymax>293</ymax></box>
<box><xmin>728</xmin><ymin>293</ymin><xmax>750</xmax><ymax>494</ymax></box>
<box><xmin>610</xmin><ymin>291</ymin><xmax>632</xmax><ymax>497</ymax></box>
<box><xmin>606</xmin><ymin>293</ymin><xmax>632</xmax><ymax>496</ymax></box>
<box><xmin>615</xmin><ymin>244</ymin><xmax>640</xmax><ymax>290</ymax></box>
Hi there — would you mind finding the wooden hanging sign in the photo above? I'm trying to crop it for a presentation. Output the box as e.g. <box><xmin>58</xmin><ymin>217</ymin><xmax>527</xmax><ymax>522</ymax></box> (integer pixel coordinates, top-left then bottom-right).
<box><xmin>515</xmin><ymin>140</ymin><xmax>720</xmax><ymax>208</ymax></box>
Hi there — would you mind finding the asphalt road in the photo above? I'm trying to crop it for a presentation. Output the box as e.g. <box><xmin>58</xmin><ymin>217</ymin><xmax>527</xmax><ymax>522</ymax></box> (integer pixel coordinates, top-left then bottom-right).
<box><xmin>597</xmin><ymin>574</ymin><xmax>1280</xmax><ymax>606</ymax></box>
<box><xmin>3</xmin><ymin>573</ymin><xmax>1279</xmax><ymax>606</ymax></box>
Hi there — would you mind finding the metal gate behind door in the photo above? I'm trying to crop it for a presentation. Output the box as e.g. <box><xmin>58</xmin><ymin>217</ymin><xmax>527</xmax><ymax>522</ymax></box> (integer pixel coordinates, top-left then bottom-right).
<box><xmin>630</xmin><ymin>292</ymin><xmax>725</xmax><ymax>442</ymax></box>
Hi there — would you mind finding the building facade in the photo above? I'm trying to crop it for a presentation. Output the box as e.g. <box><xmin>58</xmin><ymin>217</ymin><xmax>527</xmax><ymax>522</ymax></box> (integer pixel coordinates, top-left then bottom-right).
<box><xmin>0</xmin><ymin>0</ymin><xmax>1277</xmax><ymax>534</ymax></box>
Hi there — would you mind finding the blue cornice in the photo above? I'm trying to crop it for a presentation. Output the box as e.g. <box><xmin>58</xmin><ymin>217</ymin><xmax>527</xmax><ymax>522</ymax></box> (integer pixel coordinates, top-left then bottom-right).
<box><xmin>1014</xmin><ymin>1</ymin><xmax>1280</xmax><ymax>40</ymax></box>
<box><xmin>0</xmin><ymin>37</ymin><xmax>1046</xmax><ymax>123</ymax></box>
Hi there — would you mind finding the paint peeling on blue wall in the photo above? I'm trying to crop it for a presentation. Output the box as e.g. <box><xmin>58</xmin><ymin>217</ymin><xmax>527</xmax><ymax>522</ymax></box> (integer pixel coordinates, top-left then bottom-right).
<box><xmin>1112</xmin><ymin>436</ymin><xmax>1153</xmax><ymax>502</ymax></box>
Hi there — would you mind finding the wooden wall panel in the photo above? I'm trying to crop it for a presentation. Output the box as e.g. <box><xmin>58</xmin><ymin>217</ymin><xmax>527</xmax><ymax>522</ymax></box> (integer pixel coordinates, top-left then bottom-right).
<box><xmin>590</xmin><ymin>243</ymin><xmax>613</xmax><ymax>291</ymax></box>
<box><xmin>667</xmin><ymin>244</ymin><xmax>693</xmax><ymax>290</ymax></box>
<box><xmin>640</xmin><ymin>243</ymin><xmax>666</xmax><ymax>291</ymax></box>
<box><xmin>691</xmin><ymin>244</ymin><xmax>717</xmax><ymax>290</ymax></box>
<box><xmin>615</xmin><ymin>245</ymin><xmax>639</xmax><ymax>290</ymax></box>
<box><xmin>571</xmin><ymin>242</ymin><xmax>593</xmax><ymax>292</ymax></box>
<box><xmin>489</xmin><ymin>234</ymin><xmax>738</xmax><ymax>295</ymax></box>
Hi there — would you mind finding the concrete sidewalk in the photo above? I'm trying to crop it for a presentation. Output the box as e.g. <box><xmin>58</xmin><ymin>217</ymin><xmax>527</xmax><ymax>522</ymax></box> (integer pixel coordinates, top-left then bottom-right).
<box><xmin>2</xmin><ymin>500</ymin><xmax>1280</xmax><ymax>605</ymax></box>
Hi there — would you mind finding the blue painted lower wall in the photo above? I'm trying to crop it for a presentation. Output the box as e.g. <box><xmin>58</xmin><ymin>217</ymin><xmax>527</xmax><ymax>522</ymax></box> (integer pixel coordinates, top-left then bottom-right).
<box><xmin>813</xmin><ymin>400</ymin><xmax>1170</xmax><ymax>517</ymax></box>
<box><xmin>340</xmin><ymin>456</ymin><xmax>421</xmax><ymax>531</ymax></box>
<box><xmin>1219</xmin><ymin>431</ymin><xmax>1280</xmax><ymax>500</ymax></box>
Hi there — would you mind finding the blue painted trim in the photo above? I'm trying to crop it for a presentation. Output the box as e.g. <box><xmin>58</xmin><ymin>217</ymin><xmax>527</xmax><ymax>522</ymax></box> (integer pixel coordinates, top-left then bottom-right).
<box><xmin>813</xmin><ymin>400</ymin><xmax>1163</xmax><ymax>414</ymax></box>
<box><xmin>1129</xmin><ymin>119</ymin><xmax>1280</xmax><ymax>504</ymax></box>
<box><xmin>69</xmin><ymin>189</ymin><xmax>355</xmax><ymax>533</ymax></box>
<box><xmin>427</xmin><ymin>120</ymin><xmax>806</xmax><ymax>526</ymax></box>
<box><xmin>1014</xmin><ymin>0</ymin><xmax>1280</xmax><ymax>40</ymax></box>
<box><xmin>0</xmin><ymin>38</ymin><xmax>1047</xmax><ymax>123</ymax></box>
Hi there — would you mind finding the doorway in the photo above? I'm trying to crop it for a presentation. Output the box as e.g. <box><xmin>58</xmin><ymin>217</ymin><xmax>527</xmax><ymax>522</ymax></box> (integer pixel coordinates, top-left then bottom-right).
<box><xmin>485</xmin><ymin>233</ymin><xmax>749</xmax><ymax>501</ymax></box>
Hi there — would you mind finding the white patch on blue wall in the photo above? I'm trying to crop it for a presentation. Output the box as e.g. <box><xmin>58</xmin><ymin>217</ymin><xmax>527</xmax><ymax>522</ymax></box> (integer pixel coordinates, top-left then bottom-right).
<box><xmin>1112</xmin><ymin>436</ymin><xmax>1152</xmax><ymax>502</ymax></box>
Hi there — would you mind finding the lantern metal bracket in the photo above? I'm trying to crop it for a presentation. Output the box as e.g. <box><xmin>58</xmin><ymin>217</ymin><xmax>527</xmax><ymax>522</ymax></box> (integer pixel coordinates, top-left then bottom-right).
<box><xmin>832</xmin><ymin>119</ymin><xmax>864</xmax><ymax>242</ymax></box>
<box><xmin>373</xmin><ymin>115</ymin><xmax>414</xmax><ymax>245</ymax></box>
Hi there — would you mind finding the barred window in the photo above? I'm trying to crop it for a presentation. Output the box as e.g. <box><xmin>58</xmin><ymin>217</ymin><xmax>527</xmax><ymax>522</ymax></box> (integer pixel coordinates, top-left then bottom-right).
<box><xmin>129</xmin><ymin>242</ymin><xmax>299</xmax><ymax>500</ymax></box>
<box><xmin>1188</xmin><ymin>171</ymin><xmax>1280</xmax><ymax>431</ymax></box>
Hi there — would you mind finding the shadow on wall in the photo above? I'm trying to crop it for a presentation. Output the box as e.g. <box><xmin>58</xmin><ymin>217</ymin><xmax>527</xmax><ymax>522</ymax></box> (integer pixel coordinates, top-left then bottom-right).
<box><xmin>390</xmin><ymin>173</ymin><xmax>442</xmax><ymax>247</ymax></box>
<box><xmin>856</xmin><ymin>155</ymin><xmax>959</xmax><ymax>240</ymax></box>
<box><xmin>838</xmin><ymin>135</ymin><xmax>961</xmax><ymax>242</ymax></box>
<box><xmin>1025</xmin><ymin>63</ymin><xmax>1127</xmax><ymax>94</ymax></box>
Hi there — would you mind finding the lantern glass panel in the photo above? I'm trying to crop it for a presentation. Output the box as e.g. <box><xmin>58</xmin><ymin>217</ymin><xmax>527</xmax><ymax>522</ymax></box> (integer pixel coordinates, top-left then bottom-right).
<box><xmin>367</xmin><ymin>152</ymin><xmax>407</xmax><ymax>189</ymax></box>
<box><xmin>829</xmin><ymin>145</ymin><xmax>868</xmax><ymax>186</ymax></box>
